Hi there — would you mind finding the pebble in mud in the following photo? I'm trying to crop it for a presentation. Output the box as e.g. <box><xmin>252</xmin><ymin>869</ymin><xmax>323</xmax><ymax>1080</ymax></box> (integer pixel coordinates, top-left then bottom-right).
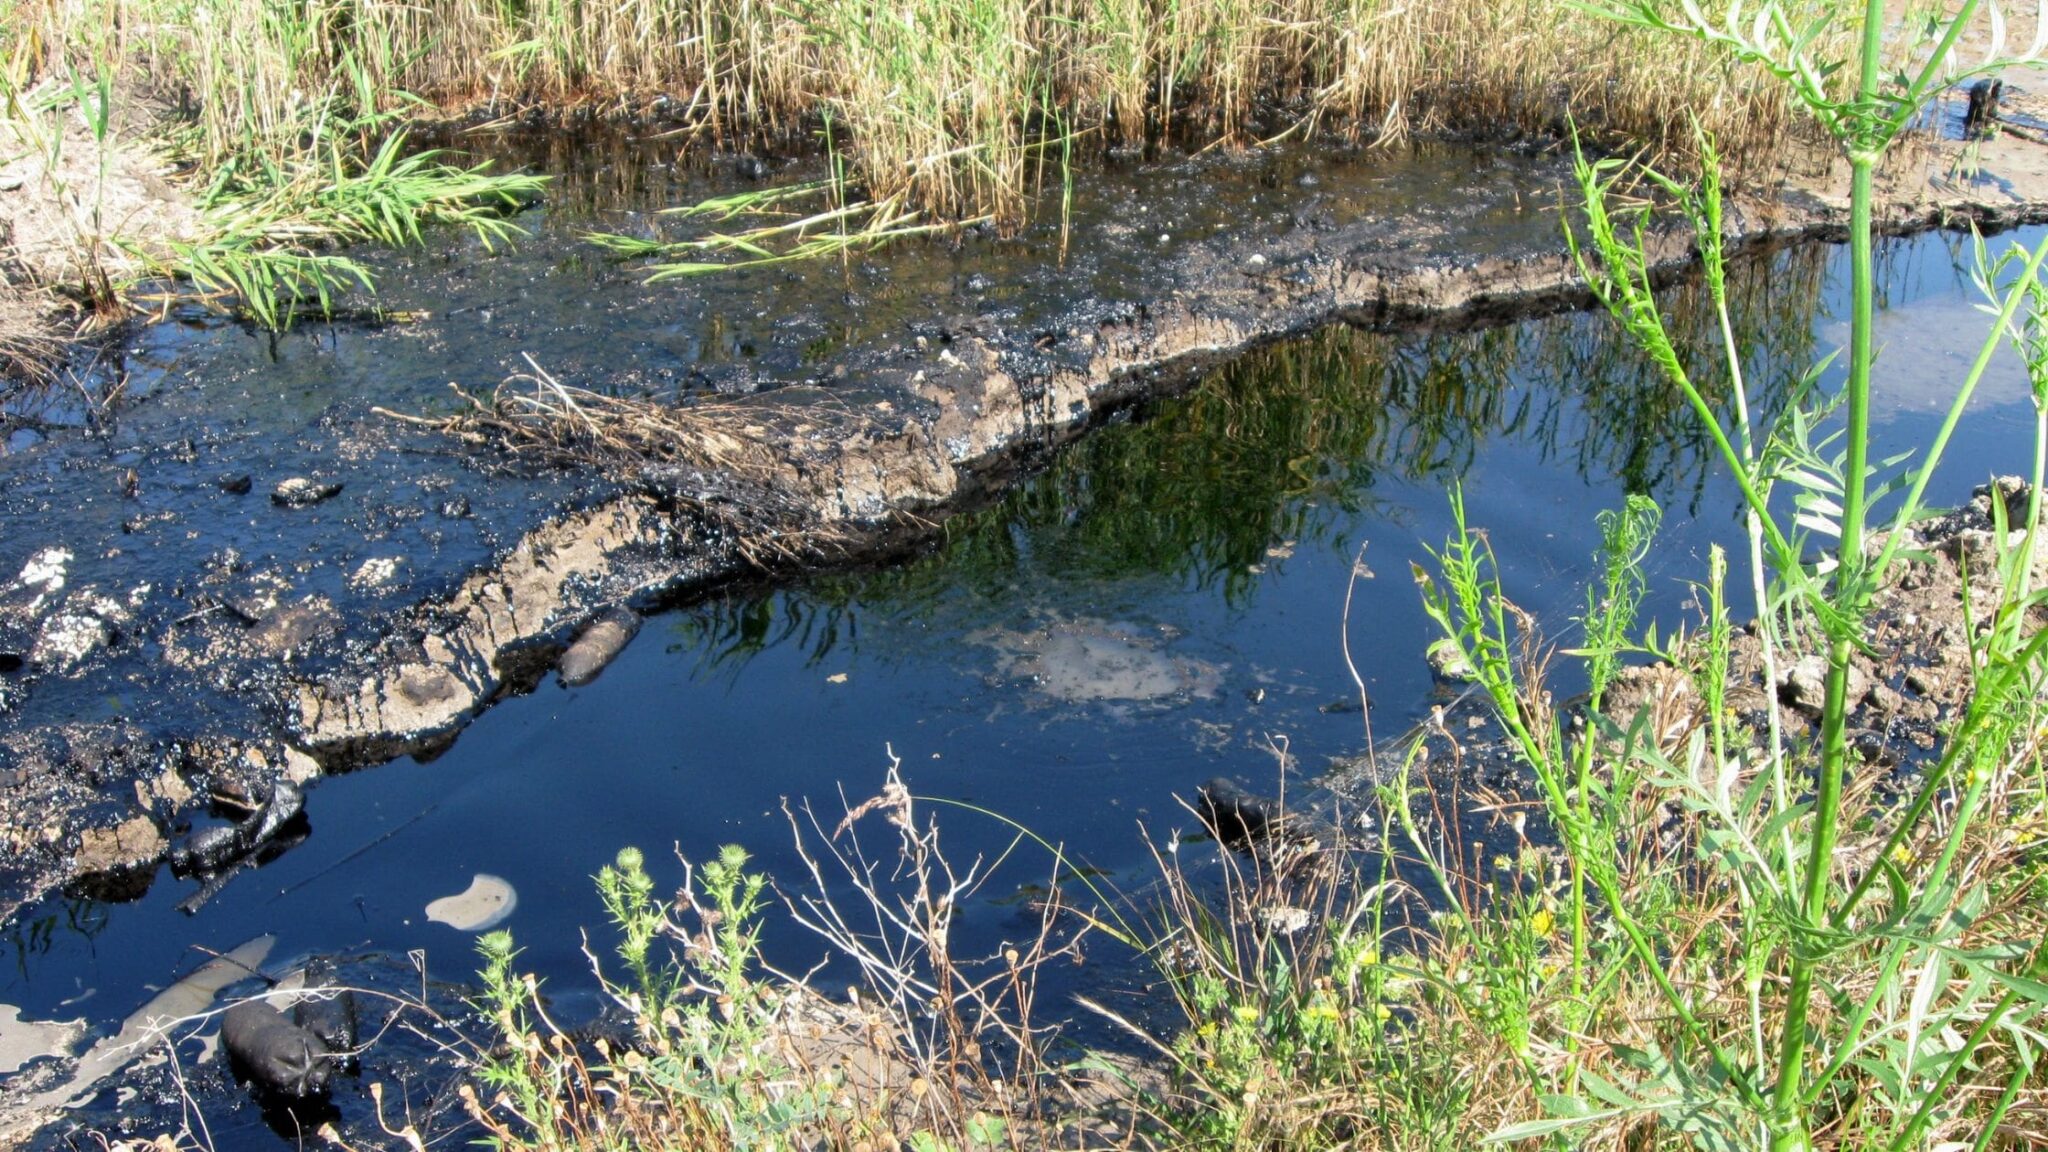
<box><xmin>348</xmin><ymin>557</ymin><xmax>404</xmax><ymax>592</ymax></box>
<box><xmin>1426</xmin><ymin>637</ymin><xmax>1477</xmax><ymax>683</ymax></box>
<box><xmin>558</xmin><ymin>606</ymin><xmax>642</xmax><ymax>687</ymax></box>
<box><xmin>271</xmin><ymin>477</ymin><xmax>343</xmax><ymax>508</ymax></box>
<box><xmin>1777</xmin><ymin>654</ymin><xmax>1871</xmax><ymax>720</ymax></box>
<box><xmin>29</xmin><ymin>592</ymin><xmax>129</xmax><ymax>674</ymax></box>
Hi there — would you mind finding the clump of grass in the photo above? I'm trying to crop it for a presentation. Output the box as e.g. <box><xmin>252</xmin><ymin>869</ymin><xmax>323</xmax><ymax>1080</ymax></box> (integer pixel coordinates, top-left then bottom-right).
<box><xmin>586</xmin><ymin>178</ymin><xmax>983</xmax><ymax>280</ymax></box>
<box><xmin>469</xmin><ymin>760</ymin><xmax>1110</xmax><ymax>1151</ymax></box>
<box><xmin>1</xmin><ymin>9</ymin><xmax>547</xmax><ymax>328</ymax></box>
<box><xmin>469</xmin><ymin>845</ymin><xmax>849</xmax><ymax>1150</ymax></box>
<box><xmin>1113</xmin><ymin>478</ymin><xmax>2048</xmax><ymax>1150</ymax></box>
<box><xmin>151</xmin><ymin>127</ymin><xmax>544</xmax><ymax>327</ymax></box>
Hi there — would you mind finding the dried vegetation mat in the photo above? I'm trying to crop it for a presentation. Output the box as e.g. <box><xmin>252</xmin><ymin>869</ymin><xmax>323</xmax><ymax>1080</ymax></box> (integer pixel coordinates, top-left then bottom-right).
<box><xmin>377</xmin><ymin>356</ymin><xmax>868</xmax><ymax>566</ymax></box>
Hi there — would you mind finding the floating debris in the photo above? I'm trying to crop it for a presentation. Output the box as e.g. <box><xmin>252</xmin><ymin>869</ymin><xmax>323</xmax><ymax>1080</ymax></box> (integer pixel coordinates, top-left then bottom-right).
<box><xmin>559</xmin><ymin>607</ymin><xmax>641</xmax><ymax>687</ymax></box>
<box><xmin>0</xmin><ymin>1004</ymin><xmax>82</xmax><ymax>1076</ymax></box>
<box><xmin>974</xmin><ymin>615</ymin><xmax>1222</xmax><ymax>705</ymax></box>
<box><xmin>425</xmin><ymin>873</ymin><xmax>517</xmax><ymax>931</ymax></box>
<box><xmin>0</xmin><ymin>935</ymin><xmax>274</xmax><ymax>1140</ymax></box>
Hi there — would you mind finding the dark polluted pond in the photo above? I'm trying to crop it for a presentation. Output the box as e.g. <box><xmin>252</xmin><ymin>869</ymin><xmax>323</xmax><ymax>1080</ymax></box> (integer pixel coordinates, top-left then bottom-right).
<box><xmin>3</xmin><ymin>168</ymin><xmax>2045</xmax><ymax>1144</ymax></box>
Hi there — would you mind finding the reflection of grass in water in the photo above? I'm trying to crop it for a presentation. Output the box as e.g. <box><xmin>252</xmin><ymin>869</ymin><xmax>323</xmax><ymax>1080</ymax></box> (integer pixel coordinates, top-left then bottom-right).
<box><xmin>675</xmin><ymin>245</ymin><xmax>1828</xmax><ymax>672</ymax></box>
<box><xmin>1539</xmin><ymin>242</ymin><xmax>1831</xmax><ymax>506</ymax></box>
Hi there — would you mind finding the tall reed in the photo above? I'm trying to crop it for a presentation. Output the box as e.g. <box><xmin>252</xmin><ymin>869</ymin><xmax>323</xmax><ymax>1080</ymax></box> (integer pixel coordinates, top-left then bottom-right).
<box><xmin>7</xmin><ymin>0</ymin><xmax>1812</xmax><ymax>229</ymax></box>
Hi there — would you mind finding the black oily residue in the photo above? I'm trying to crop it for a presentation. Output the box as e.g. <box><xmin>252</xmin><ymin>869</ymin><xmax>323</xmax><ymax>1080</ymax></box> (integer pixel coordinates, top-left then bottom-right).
<box><xmin>6</xmin><ymin>207</ymin><xmax>2048</xmax><ymax>1151</ymax></box>
<box><xmin>0</xmin><ymin>135</ymin><xmax>1565</xmax><ymax>745</ymax></box>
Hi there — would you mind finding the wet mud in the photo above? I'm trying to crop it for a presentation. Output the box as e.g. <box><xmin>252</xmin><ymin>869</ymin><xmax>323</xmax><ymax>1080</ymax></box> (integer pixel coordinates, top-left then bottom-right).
<box><xmin>3</xmin><ymin>113</ymin><xmax>2048</xmax><ymax>935</ymax></box>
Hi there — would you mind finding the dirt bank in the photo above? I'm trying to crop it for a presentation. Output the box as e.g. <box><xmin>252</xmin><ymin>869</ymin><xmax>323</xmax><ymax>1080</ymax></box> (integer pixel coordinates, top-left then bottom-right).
<box><xmin>3</xmin><ymin>113</ymin><xmax>2048</xmax><ymax>927</ymax></box>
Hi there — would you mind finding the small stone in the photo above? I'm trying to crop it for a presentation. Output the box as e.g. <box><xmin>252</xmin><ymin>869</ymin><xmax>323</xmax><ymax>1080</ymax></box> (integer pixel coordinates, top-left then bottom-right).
<box><xmin>11</xmin><ymin>547</ymin><xmax>71</xmax><ymax>610</ymax></box>
<box><xmin>439</xmin><ymin>495</ymin><xmax>471</xmax><ymax>519</ymax></box>
<box><xmin>559</xmin><ymin>607</ymin><xmax>642</xmax><ymax>687</ymax></box>
<box><xmin>30</xmin><ymin>613</ymin><xmax>112</xmax><ymax>673</ymax></box>
<box><xmin>75</xmin><ymin>815</ymin><xmax>166</xmax><ymax>873</ymax></box>
<box><xmin>271</xmin><ymin>478</ymin><xmax>343</xmax><ymax>508</ymax></box>
<box><xmin>1973</xmin><ymin>476</ymin><xmax>2035</xmax><ymax>525</ymax></box>
<box><xmin>222</xmin><ymin>1001</ymin><xmax>332</xmax><ymax>1097</ymax></box>
<box><xmin>1905</xmin><ymin>670</ymin><xmax>1935</xmax><ymax>697</ymax></box>
<box><xmin>246</xmin><ymin>600</ymin><xmax>339</xmax><ymax>657</ymax></box>
<box><xmin>1850</xmin><ymin>728</ymin><xmax>1894</xmax><ymax>766</ymax></box>
<box><xmin>1426</xmin><ymin>637</ymin><xmax>1477</xmax><ymax>683</ymax></box>
<box><xmin>150</xmin><ymin>768</ymin><xmax>194</xmax><ymax>807</ymax></box>
<box><xmin>347</xmin><ymin>556</ymin><xmax>403</xmax><ymax>592</ymax></box>
<box><xmin>217</xmin><ymin>474</ymin><xmax>253</xmax><ymax>495</ymax></box>
<box><xmin>1256</xmin><ymin>905</ymin><xmax>1313</xmax><ymax>934</ymax></box>
<box><xmin>1776</xmin><ymin>654</ymin><xmax>1870</xmax><ymax>719</ymax></box>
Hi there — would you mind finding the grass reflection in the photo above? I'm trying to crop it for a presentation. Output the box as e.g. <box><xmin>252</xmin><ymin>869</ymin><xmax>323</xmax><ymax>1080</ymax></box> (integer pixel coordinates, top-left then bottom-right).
<box><xmin>674</xmin><ymin>242</ymin><xmax>1829</xmax><ymax>672</ymax></box>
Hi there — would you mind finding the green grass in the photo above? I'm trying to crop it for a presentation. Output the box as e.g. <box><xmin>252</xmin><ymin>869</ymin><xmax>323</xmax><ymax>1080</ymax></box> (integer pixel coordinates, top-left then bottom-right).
<box><xmin>8</xmin><ymin>0</ymin><xmax>1817</xmax><ymax>236</ymax></box>
<box><xmin>462</xmin><ymin>1</ymin><xmax>2048</xmax><ymax>1147</ymax></box>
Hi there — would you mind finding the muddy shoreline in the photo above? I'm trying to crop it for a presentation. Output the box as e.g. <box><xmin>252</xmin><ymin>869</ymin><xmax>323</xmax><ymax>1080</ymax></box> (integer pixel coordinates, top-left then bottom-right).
<box><xmin>4</xmin><ymin>129</ymin><xmax>2048</xmax><ymax>926</ymax></box>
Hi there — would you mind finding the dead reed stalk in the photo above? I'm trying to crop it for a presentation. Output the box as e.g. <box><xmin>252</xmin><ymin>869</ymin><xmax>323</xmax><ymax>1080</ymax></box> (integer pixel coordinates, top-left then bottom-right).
<box><xmin>374</xmin><ymin>356</ymin><xmax>858</xmax><ymax>567</ymax></box>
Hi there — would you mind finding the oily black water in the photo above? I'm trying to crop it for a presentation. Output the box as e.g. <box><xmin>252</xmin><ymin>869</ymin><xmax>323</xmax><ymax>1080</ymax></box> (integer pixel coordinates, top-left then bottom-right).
<box><xmin>1</xmin><ymin>149</ymin><xmax>2041</xmax><ymax>1146</ymax></box>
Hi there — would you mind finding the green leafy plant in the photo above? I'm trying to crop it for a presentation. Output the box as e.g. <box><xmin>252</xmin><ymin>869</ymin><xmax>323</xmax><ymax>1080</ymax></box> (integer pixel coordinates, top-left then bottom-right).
<box><xmin>1395</xmin><ymin>2</ymin><xmax>2048</xmax><ymax>1149</ymax></box>
<box><xmin>473</xmin><ymin>845</ymin><xmax>834</xmax><ymax>1152</ymax></box>
<box><xmin>149</xmin><ymin>127</ymin><xmax>544</xmax><ymax>327</ymax></box>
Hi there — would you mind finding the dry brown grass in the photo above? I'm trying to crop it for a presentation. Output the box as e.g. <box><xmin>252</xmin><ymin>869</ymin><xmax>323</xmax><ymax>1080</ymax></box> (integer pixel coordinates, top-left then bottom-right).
<box><xmin>6</xmin><ymin>0</ymin><xmax>1823</xmax><ymax>229</ymax></box>
<box><xmin>0</xmin><ymin>284</ymin><xmax>68</xmax><ymax>384</ymax></box>
<box><xmin>376</xmin><ymin>356</ymin><xmax>861</xmax><ymax>566</ymax></box>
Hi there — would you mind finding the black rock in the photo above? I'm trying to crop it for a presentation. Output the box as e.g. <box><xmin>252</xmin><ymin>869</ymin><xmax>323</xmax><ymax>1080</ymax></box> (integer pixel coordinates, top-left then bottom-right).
<box><xmin>223</xmin><ymin>1001</ymin><xmax>333</xmax><ymax>1097</ymax></box>
<box><xmin>218</xmin><ymin>473</ymin><xmax>254</xmax><ymax>495</ymax></box>
<box><xmin>1965</xmin><ymin>78</ymin><xmax>2004</xmax><ymax>140</ymax></box>
<box><xmin>272</xmin><ymin>478</ymin><xmax>343</xmax><ymax>508</ymax></box>
<box><xmin>293</xmin><ymin>959</ymin><xmax>360</xmax><ymax>1067</ymax></box>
